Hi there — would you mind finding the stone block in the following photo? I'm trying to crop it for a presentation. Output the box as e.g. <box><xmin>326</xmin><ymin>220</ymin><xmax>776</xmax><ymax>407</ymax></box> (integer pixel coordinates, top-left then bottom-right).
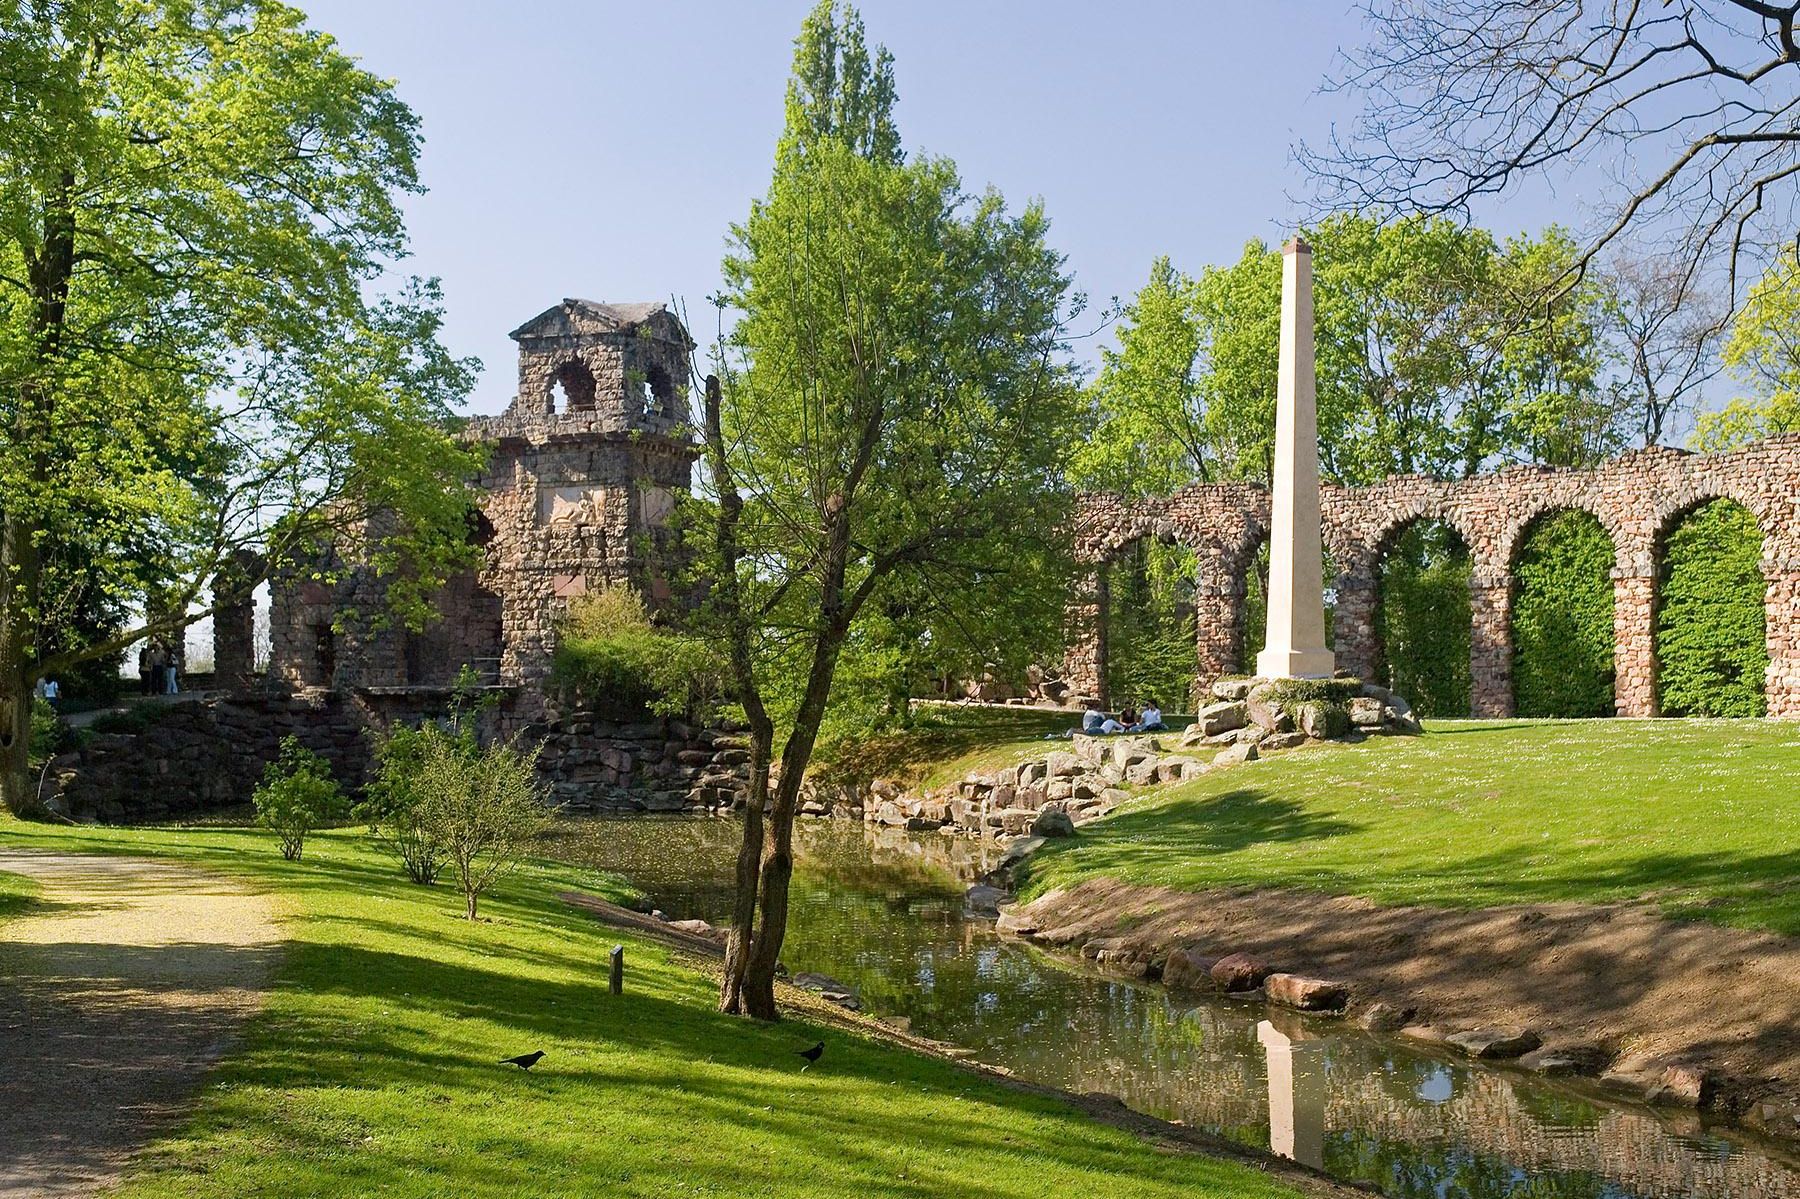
<box><xmin>1264</xmin><ymin>973</ymin><xmax>1348</xmax><ymax>1012</ymax></box>
<box><xmin>1210</xmin><ymin>952</ymin><xmax>1273</xmax><ymax>992</ymax></box>
<box><xmin>1195</xmin><ymin>700</ymin><xmax>1247</xmax><ymax>736</ymax></box>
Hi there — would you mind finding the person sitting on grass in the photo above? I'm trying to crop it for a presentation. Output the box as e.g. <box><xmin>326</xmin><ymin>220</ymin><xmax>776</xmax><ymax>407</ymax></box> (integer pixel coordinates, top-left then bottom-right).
<box><xmin>1080</xmin><ymin>702</ymin><xmax>1105</xmax><ymax>735</ymax></box>
<box><xmin>1138</xmin><ymin>700</ymin><xmax>1165</xmax><ymax>732</ymax></box>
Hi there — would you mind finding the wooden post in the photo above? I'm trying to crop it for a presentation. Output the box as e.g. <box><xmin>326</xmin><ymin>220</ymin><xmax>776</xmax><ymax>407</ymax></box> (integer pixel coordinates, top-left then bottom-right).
<box><xmin>609</xmin><ymin>945</ymin><xmax>624</xmax><ymax>995</ymax></box>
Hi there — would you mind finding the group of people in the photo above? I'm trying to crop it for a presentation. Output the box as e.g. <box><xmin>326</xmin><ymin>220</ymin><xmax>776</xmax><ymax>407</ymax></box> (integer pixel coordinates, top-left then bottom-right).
<box><xmin>1079</xmin><ymin>699</ymin><xmax>1166</xmax><ymax>736</ymax></box>
<box><xmin>137</xmin><ymin>642</ymin><xmax>180</xmax><ymax>696</ymax></box>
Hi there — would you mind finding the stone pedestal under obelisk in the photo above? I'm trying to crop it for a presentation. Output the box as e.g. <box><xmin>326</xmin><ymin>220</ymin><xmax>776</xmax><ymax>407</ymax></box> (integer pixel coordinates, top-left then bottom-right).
<box><xmin>1256</xmin><ymin>237</ymin><xmax>1336</xmax><ymax>680</ymax></box>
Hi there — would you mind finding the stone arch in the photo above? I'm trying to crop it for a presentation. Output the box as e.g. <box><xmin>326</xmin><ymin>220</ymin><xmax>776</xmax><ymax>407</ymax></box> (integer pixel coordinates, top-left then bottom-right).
<box><xmin>548</xmin><ymin>359</ymin><xmax>597</xmax><ymax>415</ymax></box>
<box><xmin>1508</xmin><ymin>507</ymin><xmax>1618</xmax><ymax>716</ymax></box>
<box><xmin>1369</xmin><ymin>513</ymin><xmax>1474</xmax><ymax>717</ymax></box>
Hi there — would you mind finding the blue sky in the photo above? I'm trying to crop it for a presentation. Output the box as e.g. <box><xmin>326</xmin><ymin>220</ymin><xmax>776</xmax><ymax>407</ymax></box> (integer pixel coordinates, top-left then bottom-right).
<box><xmin>300</xmin><ymin>2</ymin><xmax>1597</xmax><ymax>415</ymax></box>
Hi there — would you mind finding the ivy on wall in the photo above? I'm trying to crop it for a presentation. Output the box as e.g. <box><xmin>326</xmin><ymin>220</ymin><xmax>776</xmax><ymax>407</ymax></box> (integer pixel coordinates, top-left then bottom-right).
<box><xmin>1376</xmin><ymin>521</ymin><xmax>1471</xmax><ymax>717</ymax></box>
<box><xmin>1512</xmin><ymin>510</ymin><xmax>1616</xmax><ymax>717</ymax></box>
<box><xmin>1657</xmin><ymin>499</ymin><xmax>1768</xmax><ymax>717</ymax></box>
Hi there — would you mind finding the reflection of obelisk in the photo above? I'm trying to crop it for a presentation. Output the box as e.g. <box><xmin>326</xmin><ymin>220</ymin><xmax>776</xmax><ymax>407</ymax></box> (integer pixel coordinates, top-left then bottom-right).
<box><xmin>1257</xmin><ymin>1019</ymin><xmax>1326</xmax><ymax>1170</ymax></box>
<box><xmin>1256</xmin><ymin>237</ymin><xmax>1336</xmax><ymax>680</ymax></box>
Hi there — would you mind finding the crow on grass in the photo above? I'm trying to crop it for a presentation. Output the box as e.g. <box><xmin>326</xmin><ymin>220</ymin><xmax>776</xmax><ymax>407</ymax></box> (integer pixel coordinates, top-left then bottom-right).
<box><xmin>796</xmin><ymin>1042</ymin><xmax>824</xmax><ymax>1072</ymax></box>
<box><xmin>499</xmin><ymin>1050</ymin><xmax>546</xmax><ymax>1070</ymax></box>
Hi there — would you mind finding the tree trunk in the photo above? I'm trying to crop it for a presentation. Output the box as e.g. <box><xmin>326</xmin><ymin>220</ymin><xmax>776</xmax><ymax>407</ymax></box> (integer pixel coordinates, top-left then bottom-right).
<box><xmin>718</xmin><ymin>725</ymin><xmax>771</xmax><ymax>1014</ymax></box>
<box><xmin>0</xmin><ymin>509</ymin><xmax>44</xmax><ymax>818</ymax></box>
<box><xmin>466</xmin><ymin>889</ymin><xmax>478</xmax><ymax>921</ymax></box>
<box><xmin>0</xmin><ymin>673</ymin><xmax>36</xmax><ymax>818</ymax></box>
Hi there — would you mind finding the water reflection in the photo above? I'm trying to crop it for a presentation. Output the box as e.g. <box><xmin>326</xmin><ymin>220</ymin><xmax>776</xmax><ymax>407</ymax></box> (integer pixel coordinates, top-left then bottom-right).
<box><xmin>548</xmin><ymin>817</ymin><xmax>1800</xmax><ymax>1199</ymax></box>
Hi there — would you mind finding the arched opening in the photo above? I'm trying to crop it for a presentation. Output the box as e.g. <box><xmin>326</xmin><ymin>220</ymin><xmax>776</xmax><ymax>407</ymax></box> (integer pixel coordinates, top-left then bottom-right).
<box><xmin>642</xmin><ymin>364</ymin><xmax>675</xmax><ymax>415</ymax></box>
<box><xmin>1511</xmin><ymin>509</ymin><xmax>1616</xmax><ymax>717</ymax></box>
<box><xmin>1101</xmin><ymin>538</ymin><xmax>1198</xmax><ymax>713</ymax></box>
<box><xmin>549</xmin><ymin>360</ymin><xmax>597</xmax><ymax>414</ymax></box>
<box><xmin>404</xmin><ymin>507</ymin><xmax>504</xmax><ymax>687</ymax></box>
<box><xmin>1655</xmin><ymin>498</ymin><xmax>1767</xmax><ymax>716</ymax></box>
<box><xmin>1375</xmin><ymin>519</ymin><xmax>1471</xmax><ymax>717</ymax></box>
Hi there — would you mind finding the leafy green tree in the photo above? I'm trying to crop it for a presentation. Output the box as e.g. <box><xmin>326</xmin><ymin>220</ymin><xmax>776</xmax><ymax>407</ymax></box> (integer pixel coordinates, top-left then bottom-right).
<box><xmin>1693</xmin><ymin>249</ymin><xmax>1800</xmax><ymax>451</ymax></box>
<box><xmin>699</xmin><ymin>1</ymin><xmax>1080</xmax><ymax>1018</ymax></box>
<box><xmin>1657</xmin><ymin>500</ymin><xmax>1767</xmax><ymax>718</ymax></box>
<box><xmin>253</xmin><ymin>737</ymin><xmax>347</xmax><ymax>861</ymax></box>
<box><xmin>1512</xmin><ymin>511</ymin><xmax>1615</xmax><ymax>717</ymax></box>
<box><xmin>0</xmin><ymin>1</ymin><xmax>481</xmax><ymax>814</ymax></box>
<box><xmin>411</xmin><ymin>724</ymin><xmax>550</xmax><ymax>921</ymax></box>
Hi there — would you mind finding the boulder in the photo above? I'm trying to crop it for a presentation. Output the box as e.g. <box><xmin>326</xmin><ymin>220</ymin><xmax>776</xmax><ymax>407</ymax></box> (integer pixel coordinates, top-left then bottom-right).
<box><xmin>1125</xmin><ymin>759</ymin><xmax>1161</xmax><ymax>786</ymax></box>
<box><xmin>1349</xmin><ymin>696</ymin><xmax>1386</xmax><ymax>727</ymax></box>
<box><xmin>1358</xmin><ymin>1002</ymin><xmax>1415</xmax><ymax>1033</ymax></box>
<box><xmin>997</xmin><ymin>835</ymin><xmax>1046</xmax><ymax>869</ymax></box>
<box><xmin>1195</xmin><ymin>700</ymin><xmax>1248</xmax><ymax>737</ymax></box>
<box><xmin>1245</xmin><ymin>684</ymin><xmax>1294</xmax><ymax>733</ymax></box>
<box><xmin>1017</xmin><ymin>760</ymin><xmax>1047</xmax><ymax>786</ymax></box>
<box><xmin>1649</xmin><ymin>1063</ymin><xmax>1714</xmax><ymax>1109</ymax></box>
<box><xmin>1264</xmin><ymin>973</ymin><xmax>1348</xmax><ymax>1012</ymax></box>
<box><xmin>1046</xmin><ymin>778</ymin><xmax>1075</xmax><ymax>802</ymax></box>
<box><xmin>1445</xmin><ymin>1026</ymin><xmax>1542</xmax><ymax>1060</ymax></box>
<box><xmin>1298</xmin><ymin>701</ymin><xmax>1350</xmax><ymax>740</ymax></box>
<box><xmin>1259</xmin><ymin>731</ymin><xmax>1309</xmax><ymax>752</ymax></box>
<box><xmin>1111</xmin><ymin>739</ymin><xmax>1151</xmax><ymax>770</ymax></box>
<box><xmin>1211</xmin><ymin>678</ymin><xmax>1254</xmax><ymax>702</ymax></box>
<box><xmin>994</xmin><ymin>908</ymin><xmax>1038</xmax><ymax>936</ymax></box>
<box><xmin>1213</xmin><ymin>740</ymin><xmax>1259</xmax><ymax>767</ymax></box>
<box><xmin>1162</xmin><ymin>946</ymin><xmax>1217</xmax><ymax>991</ymax></box>
<box><xmin>1100</xmin><ymin>787</ymin><xmax>1131</xmax><ymax>805</ymax></box>
<box><xmin>1047</xmin><ymin>751</ymin><xmax>1084</xmax><ymax>778</ymax></box>
<box><xmin>1518</xmin><ymin>1045</ymin><xmax>1609</xmax><ymax>1077</ymax></box>
<box><xmin>1156</xmin><ymin>756</ymin><xmax>1203</xmax><ymax>783</ymax></box>
<box><xmin>1210</xmin><ymin>951</ymin><xmax>1274</xmax><ymax>992</ymax></box>
<box><xmin>1031</xmin><ymin>808</ymin><xmax>1076</xmax><ymax>837</ymax></box>
<box><xmin>964</xmin><ymin>884</ymin><xmax>1008</xmax><ymax>916</ymax></box>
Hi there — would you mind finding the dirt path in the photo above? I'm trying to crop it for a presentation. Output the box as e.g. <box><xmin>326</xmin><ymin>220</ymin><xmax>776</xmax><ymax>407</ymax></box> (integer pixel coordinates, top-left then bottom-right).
<box><xmin>0</xmin><ymin>851</ymin><xmax>280</xmax><ymax>1198</ymax></box>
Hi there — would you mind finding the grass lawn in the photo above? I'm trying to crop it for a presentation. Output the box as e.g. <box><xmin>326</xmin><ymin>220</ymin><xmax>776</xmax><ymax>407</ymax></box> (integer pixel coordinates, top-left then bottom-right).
<box><xmin>0</xmin><ymin>817</ymin><xmax>1300</xmax><ymax>1199</ymax></box>
<box><xmin>1024</xmin><ymin>718</ymin><xmax>1800</xmax><ymax>934</ymax></box>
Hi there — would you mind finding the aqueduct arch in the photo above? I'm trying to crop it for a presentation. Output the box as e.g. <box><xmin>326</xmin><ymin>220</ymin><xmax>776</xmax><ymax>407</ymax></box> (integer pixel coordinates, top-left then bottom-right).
<box><xmin>1067</xmin><ymin>437</ymin><xmax>1800</xmax><ymax>718</ymax></box>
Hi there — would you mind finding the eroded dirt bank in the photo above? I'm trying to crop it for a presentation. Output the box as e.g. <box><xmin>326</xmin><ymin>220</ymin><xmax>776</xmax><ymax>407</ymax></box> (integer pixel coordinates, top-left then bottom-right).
<box><xmin>1007</xmin><ymin>876</ymin><xmax>1800</xmax><ymax>1137</ymax></box>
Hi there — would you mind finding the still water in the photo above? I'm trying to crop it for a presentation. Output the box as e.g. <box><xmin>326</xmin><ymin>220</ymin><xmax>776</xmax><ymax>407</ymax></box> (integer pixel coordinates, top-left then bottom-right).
<box><xmin>547</xmin><ymin>816</ymin><xmax>1800</xmax><ymax>1199</ymax></box>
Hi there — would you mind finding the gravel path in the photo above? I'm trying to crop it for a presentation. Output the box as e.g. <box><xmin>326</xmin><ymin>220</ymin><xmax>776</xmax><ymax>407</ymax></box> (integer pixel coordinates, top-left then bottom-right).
<box><xmin>0</xmin><ymin>851</ymin><xmax>280</xmax><ymax>1198</ymax></box>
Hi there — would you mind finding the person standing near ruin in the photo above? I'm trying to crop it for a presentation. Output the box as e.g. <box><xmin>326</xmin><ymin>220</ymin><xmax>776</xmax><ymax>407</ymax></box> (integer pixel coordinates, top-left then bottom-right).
<box><xmin>138</xmin><ymin>644</ymin><xmax>155</xmax><ymax>696</ymax></box>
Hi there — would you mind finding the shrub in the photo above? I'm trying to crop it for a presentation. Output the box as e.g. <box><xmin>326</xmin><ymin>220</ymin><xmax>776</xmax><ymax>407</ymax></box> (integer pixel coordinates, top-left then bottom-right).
<box><xmin>552</xmin><ymin>583</ymin><xmax>729</xmax><ymax>722</ymax></box>
<box><xmin>1512</xmin><ymin>510</ymin><xmax>1615</xmax><ymax>717</ymax></box>
<box><xmin>1657</xmin><ymin>499</ymin><xmax>1767</xmax><ymax>717</ymax></box>
<box><xmin>357</xmin><ymin>722</ymin><xmax>453</xmax><ymax>884</ymax></box>
<box><xmin>252</xmin><ymin>737</ymin><xmax>348</xmax><ymax>861</ymax></box>
<box><xmin>412</xmin><ymin>730</ymin><xmax>553</xmax><ymax>920</ymax></box>
<box><xmin>28</xmin><ymin>698</ymin><xmax>70</xmax><ymax>768</ymax></box>
<box><xmin>1260</xmin><ymin>677</ymin><xmax>1361</xmax><ymax>707</ymax></box>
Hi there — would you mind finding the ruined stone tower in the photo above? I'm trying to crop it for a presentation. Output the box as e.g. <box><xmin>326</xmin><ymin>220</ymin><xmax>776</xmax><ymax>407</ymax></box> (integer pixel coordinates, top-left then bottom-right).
<box><xmin>267</xmin><ymin>299</ymin><xmax>697</xmax><ymax>712</ymax></box>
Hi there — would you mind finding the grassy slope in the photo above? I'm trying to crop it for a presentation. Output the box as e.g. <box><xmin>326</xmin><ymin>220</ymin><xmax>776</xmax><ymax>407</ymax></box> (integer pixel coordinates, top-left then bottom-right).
<box><xmin>1025</xmin><ymin>718</ymin><xmax>1800</xmax><ymax>934</ymax></box>
<box><xmin>0</xmin><ymin>818</ymin><xmax>1297</xmax><ymax>1199</ymax></box>
<box><xmin>820</xmin><ymin>706</ymin><xmax>1077</xmax><ymax>791</ymax></box>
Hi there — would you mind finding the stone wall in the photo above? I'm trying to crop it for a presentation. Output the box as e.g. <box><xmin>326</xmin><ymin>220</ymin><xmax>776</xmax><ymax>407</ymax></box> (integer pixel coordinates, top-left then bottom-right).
<box><xmin>46</xmin><ymin>691</ymin><xmax>751</xmax><ymax>824</ymax></box>
<box><xmin>1067</xmin><ymin>438</ymin><xmax>1800</xmax><ymax>718</ymax></box>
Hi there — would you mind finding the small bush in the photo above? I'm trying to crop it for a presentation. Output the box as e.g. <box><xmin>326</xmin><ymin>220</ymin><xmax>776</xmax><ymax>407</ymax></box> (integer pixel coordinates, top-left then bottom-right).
<box><xmin>357</xmin><ymin>722</ymin><xmax>451</xmax><ymax>884</ymax></box>
<box><xmin>87</xmin><ymin>704</ymin><xmax>175</xmax><ymax>736</ymax></box>
<box><xmin>1261</xmin><ymin>677</ymin><xmax>1361</xmax><ymax>707</ymax></box>
<box><xmin>411</xmin><ymin>729</ymin><xmax>553</xmax><ymax>920</ymax></box>
<box><xmin>28</xmin><ymin>698</ymin><xmax>70</xmax><ymax>768</ymax></box>
<box><xmin>253</xmin><ymin>737</ymin><xmax>348</xmax><ymax>861</ymax></box>
<box><xmin>552</xmin><ymin>583</ymin><xmax>728</xmax><ymax>721</ymax></box>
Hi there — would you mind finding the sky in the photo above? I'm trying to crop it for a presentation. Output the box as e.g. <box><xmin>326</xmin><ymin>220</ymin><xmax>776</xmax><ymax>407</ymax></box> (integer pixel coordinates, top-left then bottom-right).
<box><xmin>296</xmin><ymin>1</ymin><xmax>1603</xmax><ymax>416</ymax></box>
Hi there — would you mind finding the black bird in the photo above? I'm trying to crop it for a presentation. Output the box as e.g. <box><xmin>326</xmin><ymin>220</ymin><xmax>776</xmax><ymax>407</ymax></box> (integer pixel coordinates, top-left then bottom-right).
<box><xmin>796</xmin><ymin>1041</ymin><xmax>824</xmax><ymax>1071</ymax></box>
<box><xmin>499</xmin><ymin>1050</ymin><xmax>545</xmax><ymax>1070</ymax></box>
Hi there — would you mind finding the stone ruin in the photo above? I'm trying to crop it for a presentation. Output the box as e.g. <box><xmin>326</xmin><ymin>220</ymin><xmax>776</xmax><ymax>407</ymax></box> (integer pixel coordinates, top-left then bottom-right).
<box><xmin>1064</xmin><ymin>437</ymin><xmax>1800</xmax><ymax>719</ymax></box>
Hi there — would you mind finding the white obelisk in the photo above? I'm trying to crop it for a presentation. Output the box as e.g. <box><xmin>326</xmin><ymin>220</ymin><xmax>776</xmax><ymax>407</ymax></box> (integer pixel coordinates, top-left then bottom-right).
<box><xmin>1256</xmin><ymin>237</ymin><xmax>1336</xmax><ymax>680</ymax></box>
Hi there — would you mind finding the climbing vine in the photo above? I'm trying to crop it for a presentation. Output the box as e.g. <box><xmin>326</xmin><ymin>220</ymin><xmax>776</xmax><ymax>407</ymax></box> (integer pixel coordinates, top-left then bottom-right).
<box><xmin>1512</xmin><ymin>510</ymin><xmax>1615</xmax><ymax>717</ymax></box>
<box><xmin>1376</xmin><ymin>521</ymin><xmax>1471</xmax><ymax>717</ymax></box>
<box><xmin>1657</xmin><ymin>499</ymin><xmax>1767</xmax><ymax>717</ymax></box>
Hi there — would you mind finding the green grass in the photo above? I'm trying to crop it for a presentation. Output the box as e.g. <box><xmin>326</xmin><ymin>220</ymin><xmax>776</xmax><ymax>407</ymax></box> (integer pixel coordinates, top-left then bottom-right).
<box><xmin>819</xmin><ymin>705</ymin><xmax>1077</xmax><ymax>791</ymax></box>
<box><xmin>0</xmin><ymin>868</ymin><xmax>39</xmax><ymax>924</ymax></box>
<box><xmin>0</xmin><ymin>817</ymin><xmax>1298</xmax><ymax>1199</ymax></box>
<box><xmin>1024</xmin><ymin>718</ymin><xmax>1800</xmax><ymax>934</ymax></box>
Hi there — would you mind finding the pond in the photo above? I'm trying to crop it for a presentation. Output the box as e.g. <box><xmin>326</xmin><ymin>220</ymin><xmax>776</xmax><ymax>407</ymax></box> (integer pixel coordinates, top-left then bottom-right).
<box><xmin>546</xmin><ymin>816</ymin><xmax>1800</xmax><ymax>1199</ymax></box>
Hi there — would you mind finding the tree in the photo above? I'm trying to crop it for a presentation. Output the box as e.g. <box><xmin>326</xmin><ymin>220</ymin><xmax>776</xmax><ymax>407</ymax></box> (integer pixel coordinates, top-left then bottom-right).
<box><xmin>1080</xmin><ymin>215</ymin><xmax>1616</xmax><ymax>491</ymax></box>
<box><xmin>1600</xmin><ymin>252</ymin><xmax>1723</xmax><ymax>447</ymax></box>
<box><xmin>701</xmin><ymin>1</ymin><xmax>1079</xmax><ymax>1019</ymax></box>
<box><xmin>412</xmin><ymin>725</ymin><xmax>551</xmax><ymax>921</ymax></box>
<box><xmin>1308</xmin><ymin>2</ymin><xmax>1800</xmax><ymax>297</ymax></box>
<box><xmin>0</xmin><ymin>1</ymin><xmax>481</xmax><ymax>815</ymax></box>
<box><xmin>253</xmin><ymin>737</ymin><xmax>347</xmax><ymax>861</ymax></box>
<box><xmin>1694</xmin><ymin>248</ymin><xmax>1800</xmax><ymax>448</ymax></box>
